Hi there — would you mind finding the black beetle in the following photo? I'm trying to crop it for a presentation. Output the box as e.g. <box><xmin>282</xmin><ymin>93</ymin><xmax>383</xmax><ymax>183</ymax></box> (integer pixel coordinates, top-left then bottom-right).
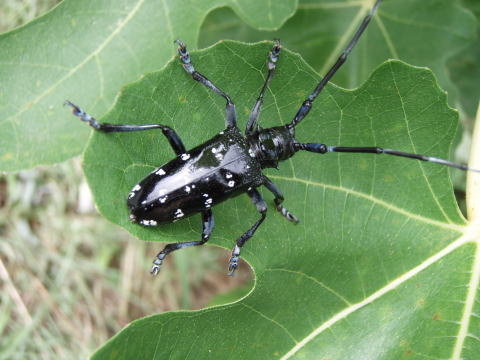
<box><xmin>65</xmin><ymin>0</ymin><xmax>477</xmax><ymax>276</ymax></box>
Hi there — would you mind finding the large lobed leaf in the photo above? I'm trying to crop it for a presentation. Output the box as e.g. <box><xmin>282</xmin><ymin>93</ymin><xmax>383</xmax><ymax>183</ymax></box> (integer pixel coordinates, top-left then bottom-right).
<box><xmin>84</xmin><ymin>42</ymin><xmax>480</xmax><ymax>359</ymax></box>
<box><xmin>0</xmin><ymin>0</ymin><xmax>296</xmax><ymax>172</ymax></box>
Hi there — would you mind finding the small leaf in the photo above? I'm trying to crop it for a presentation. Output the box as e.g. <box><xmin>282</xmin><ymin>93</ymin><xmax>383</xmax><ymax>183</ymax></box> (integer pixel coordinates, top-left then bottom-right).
<box><xmin>0</xmin><ymin>0</ymin><xmax>297</xmax><ymax>171</ymax></box>
<box><xmin>84</xmin><ymin>42</ymin><xmax>479</xmax><ymax>359</ymax></box>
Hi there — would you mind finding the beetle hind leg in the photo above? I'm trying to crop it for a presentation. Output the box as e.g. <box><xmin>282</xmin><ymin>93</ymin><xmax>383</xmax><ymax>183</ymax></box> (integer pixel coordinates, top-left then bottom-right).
<box><xmin>151</xmin><ymin>210</ymin><xmax>214</xmax><ymax>275</ymax></box>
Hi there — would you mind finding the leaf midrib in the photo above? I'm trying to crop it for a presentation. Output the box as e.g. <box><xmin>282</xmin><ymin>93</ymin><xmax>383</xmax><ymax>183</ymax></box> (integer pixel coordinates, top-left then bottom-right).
<box><xmin>279</xmin><ymin>226</ymin><xmax>479</xmax><ymax>359</ymax></box>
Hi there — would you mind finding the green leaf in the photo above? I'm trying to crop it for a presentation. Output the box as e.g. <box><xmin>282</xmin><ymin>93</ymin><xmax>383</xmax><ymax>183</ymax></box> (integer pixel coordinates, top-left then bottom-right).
<box><xmin>199</xmin><ymin>0</ymin><xmax>477</xmax><ymax>111</ymax></box>
<box><xmin>448</xmin><ymin>0</ymin><xmax>480</xmax><ymax>118</ymax></box>
<box><xmin>0</xmin><ymin>0</ymin><xmax>297</xmax><ymax>172</ymax></box>
<box><xmin>84</xmin><ymin>42</ymin><xmax>480</xmax><ymax>359</ymax></box>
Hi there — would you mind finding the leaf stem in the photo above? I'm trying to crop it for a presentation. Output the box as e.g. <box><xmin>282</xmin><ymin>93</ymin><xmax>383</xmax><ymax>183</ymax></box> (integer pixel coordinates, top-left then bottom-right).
<box><xmin>466</xmin><ymin>102</ymin><xmax>480</xmax><ymax>222</ymax></box>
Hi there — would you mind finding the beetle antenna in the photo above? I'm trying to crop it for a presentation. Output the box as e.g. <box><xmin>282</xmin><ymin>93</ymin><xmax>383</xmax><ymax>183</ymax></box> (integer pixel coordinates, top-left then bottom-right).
<box><xmin>288</xmin><ymin>0</ymin><xmax>382</xmax><ymax>129</ymax></box>
<box><xmin>296</xmin><ymin>143</ymin><xmax>480</xmax><ymax>172</ymax></box>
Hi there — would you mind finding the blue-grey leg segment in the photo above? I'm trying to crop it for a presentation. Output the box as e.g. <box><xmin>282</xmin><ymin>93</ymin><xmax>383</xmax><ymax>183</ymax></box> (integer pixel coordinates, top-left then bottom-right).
<box><xmin>64</xmin><ymin>100</ymin><xmax>186</xmax><ymax>155</ymax></box>
<box><xmin>151</xmin><ymin>210</ymin><xmax>214</xmax><ymax>276</ymax></box>
<box><xmin>263</xmin><ymin>176</ymin><xmax>299</xmax><ymax>223</ymax></box>
<box><xmin>175</xmin><ymin>40</ymin><xmax>237</xmax><ymax>129</ymax></box>
<box><xmin>228</xmin><ymin>188</ymin><xmax>267</xmax><ymax>275</ymax></box>
<box><xmin>245</xmin><ymin>40</ymin><xmax>281</xmax><ymax>135</ymax></box>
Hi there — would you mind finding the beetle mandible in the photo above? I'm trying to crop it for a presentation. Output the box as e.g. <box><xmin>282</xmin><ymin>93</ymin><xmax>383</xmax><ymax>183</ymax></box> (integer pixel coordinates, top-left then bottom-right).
<box><xmin>65</xmin><ymin>0</ymin><xmax>477</xmax><ymax>276</ymax></box>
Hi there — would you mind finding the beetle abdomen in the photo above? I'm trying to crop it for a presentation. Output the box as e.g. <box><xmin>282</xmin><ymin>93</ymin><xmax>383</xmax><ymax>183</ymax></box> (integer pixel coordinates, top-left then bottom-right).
<box><xmin>127</xmin><ymin>128</ymin><xmax>263</xmax><ymax>225</ymax></box>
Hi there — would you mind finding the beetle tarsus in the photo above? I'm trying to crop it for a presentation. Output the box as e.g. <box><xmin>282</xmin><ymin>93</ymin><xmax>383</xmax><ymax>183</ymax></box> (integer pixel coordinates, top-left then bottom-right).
<box><xmin>227</xmin><ymin>263</ymin><xmax>238</xmax><ymax>276</ymax></box>
<box><xmin>227</xmin><ymin>245</ymin><xmax>241</xmax><ymax>276</ymax></box>
<box><xmin>150</xmin><ymin>253</ymin><xmax>166</xmax><ymax>275</ymax></box>
<box><xmin>278</xmin><ymin>205</ymin><xmax>299</xmax><ymax>224</ymax></box>
<box><xmin>150</xmin><ymin>264</ymin><xmax>161</xmax><ymax>276</ymax></box>
<box><xmin>64</xmin><ymin>100</ymin><xmax>101</xmax><ymax>129</ymax></box>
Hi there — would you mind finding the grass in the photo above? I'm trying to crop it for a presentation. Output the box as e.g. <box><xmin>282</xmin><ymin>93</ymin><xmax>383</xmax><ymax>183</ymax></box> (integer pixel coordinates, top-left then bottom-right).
<box><xmin>0</xmin><ymin>0</ymin><xmax>61</xmax><ymax>32</ymax></box>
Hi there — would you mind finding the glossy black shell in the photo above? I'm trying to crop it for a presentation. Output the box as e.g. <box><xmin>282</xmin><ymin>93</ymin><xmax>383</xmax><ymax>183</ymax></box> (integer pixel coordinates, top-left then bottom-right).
<box><xmin>127</xmin><ymin>126</ymin><xmax>264</xmax><ymax>225</ymax></box>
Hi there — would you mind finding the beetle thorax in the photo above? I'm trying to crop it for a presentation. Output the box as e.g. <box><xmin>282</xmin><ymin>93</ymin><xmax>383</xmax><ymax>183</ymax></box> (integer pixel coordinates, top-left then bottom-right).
<box><xmin>248</xmin><ymin>126</ymin><xmax>296</xmax><ymax>169</ymax></box>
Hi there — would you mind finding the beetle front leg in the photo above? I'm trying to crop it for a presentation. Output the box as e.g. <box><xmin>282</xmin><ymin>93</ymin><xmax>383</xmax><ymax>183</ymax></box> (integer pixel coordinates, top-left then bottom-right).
<box><xmin>228</xmin><ymin>189</ymin><xmax>267</xmax><ymax>275</ymax></box>
<box><xmin>64</xmin><ymin>101</ymin><xmax>186</xmax><ymax>155</ymax></box>
<box><xmin>175</xmin><ymin>40</ymin><xmax>237</xmax><ymax>129</ymax></box>
<box><xmin>151</xmin><ymin>210</ymin><xmax>214</xmax><ymax>275</ymax></box>
<box><xmin>263</xmin><ymin>176</ymin><xmax>299</xmax><ymax>223</ymax></box>
<box><xmin>245</xmin><ymin>40</ymin><xmax>281</xmax><ymax>135</ymax></box>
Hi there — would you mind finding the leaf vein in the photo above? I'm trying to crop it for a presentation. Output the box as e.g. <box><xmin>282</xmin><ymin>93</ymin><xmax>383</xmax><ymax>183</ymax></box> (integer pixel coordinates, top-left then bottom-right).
<box><xmin>268</xmin><ymin>174</ymin><xmax>463</xmax><ymax>231</ymax></box>
<box><xmin>240</xmin><ymin>303</ymin><xmax>298</xmax><ymax>344</ymax></box>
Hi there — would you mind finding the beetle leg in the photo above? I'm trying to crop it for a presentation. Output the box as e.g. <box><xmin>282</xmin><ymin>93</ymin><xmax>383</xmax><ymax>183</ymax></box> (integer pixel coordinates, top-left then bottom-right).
<box><xmin>228</xmin><ymin>189</ymin><xmax>267</xmax><ymax>275</ymax></box>
<box><xmin>64</xmin><ymin>101</ymin><xmax>186</xmax><ymax>155</ymax></box>
<box><xmin>245</xmin><ymin>40</ymin><xmax>281</xmax><ymax>135</ymax></box>
<box><xmin>150</xmin><ymin>210</ymin><xmax>214</xmax><ymax>276</ymax></box>
<box><xmin>175</xmin><ymin>40</ymin><xmax>237</xmax><ymax>129</ymax></box>
<box><xmin>263</xmin><ymin>176</ymin><xmax>299</xmax><ymax>223</ymax></box>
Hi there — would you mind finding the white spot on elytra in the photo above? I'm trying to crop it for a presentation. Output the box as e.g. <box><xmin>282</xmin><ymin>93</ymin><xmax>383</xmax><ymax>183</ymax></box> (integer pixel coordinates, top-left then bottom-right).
<box><xmin>228</xmin><ymin>180</ymin><xmax>235</xmax><ymax>187</ymax></box>
<box><xmin>181</xmin><ymin>153</ymin><xmax>190</xmax><ymax>161</ymax></box>
<box><xmin>203</xmin><ymin>193</ymin><xmax>209</xmax><ymax>198</ymax></box>
<box><xmin>132</xmin><ymin>184</ymin><xmax>141</xmax><ymax>192</ymax></box>
<box><xmin>219</xmin><ymin>131</ymin><xmax>224</xmax><ymax>135</ymax></box>
<box><xmin>211</xmin><ymin>147</ymin><xmax>218</xmax><ymax>154</ymax></box>
<box><xmin>128</xmin><ymin>184</ymin><xmax>141</xmax><ymax>199</ymax></box>
<box><xmin>248</xmin><ymin>187</ymin><xmax>252</xmax><ymax>191</ymax></box>
<box><xmin>174</xmin><ymin>209</ymin><xmax>184</xmax><ymax>219</ymax></box>
<box><xmin>185</xmin><ymin>185</ymin><xmax>191</xmax><ymax>193</ymax></box>
<box><xmin>155</xmin><ymin>168</ymin><xmax>166</xmax><ymax>176</ymax></box>
<box><xmin>248</xmin><ymin>149</ymin><xmax>255</xmax><ymax>157</ymax></box>
<box><xmin>159</xmin><ymin>196</ymin><xmax>168</xmax><ymax>203</ymax></box>
<box><xmin>205</xmin><ymin>197</ymin><xmax>212</xmax><ymax>208</ymax></box>
<box><xmin>140</xmin><ymin>219</ymin><xmax>157</xmax><ymax>226</ymax></box>
<box><xmin>225</xmin><ymin>172</ymin><xmax>232</xmax><ymax>179</ymax></box>
<box><xmin>215</xmin><ymin>153</ymin><xmax>223</xmax><ymax>161</ymax></box>
<box><xmin>192</xmin><ymin>185</ymin><xmax>196</xmax><ymax>189</ymax></box>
